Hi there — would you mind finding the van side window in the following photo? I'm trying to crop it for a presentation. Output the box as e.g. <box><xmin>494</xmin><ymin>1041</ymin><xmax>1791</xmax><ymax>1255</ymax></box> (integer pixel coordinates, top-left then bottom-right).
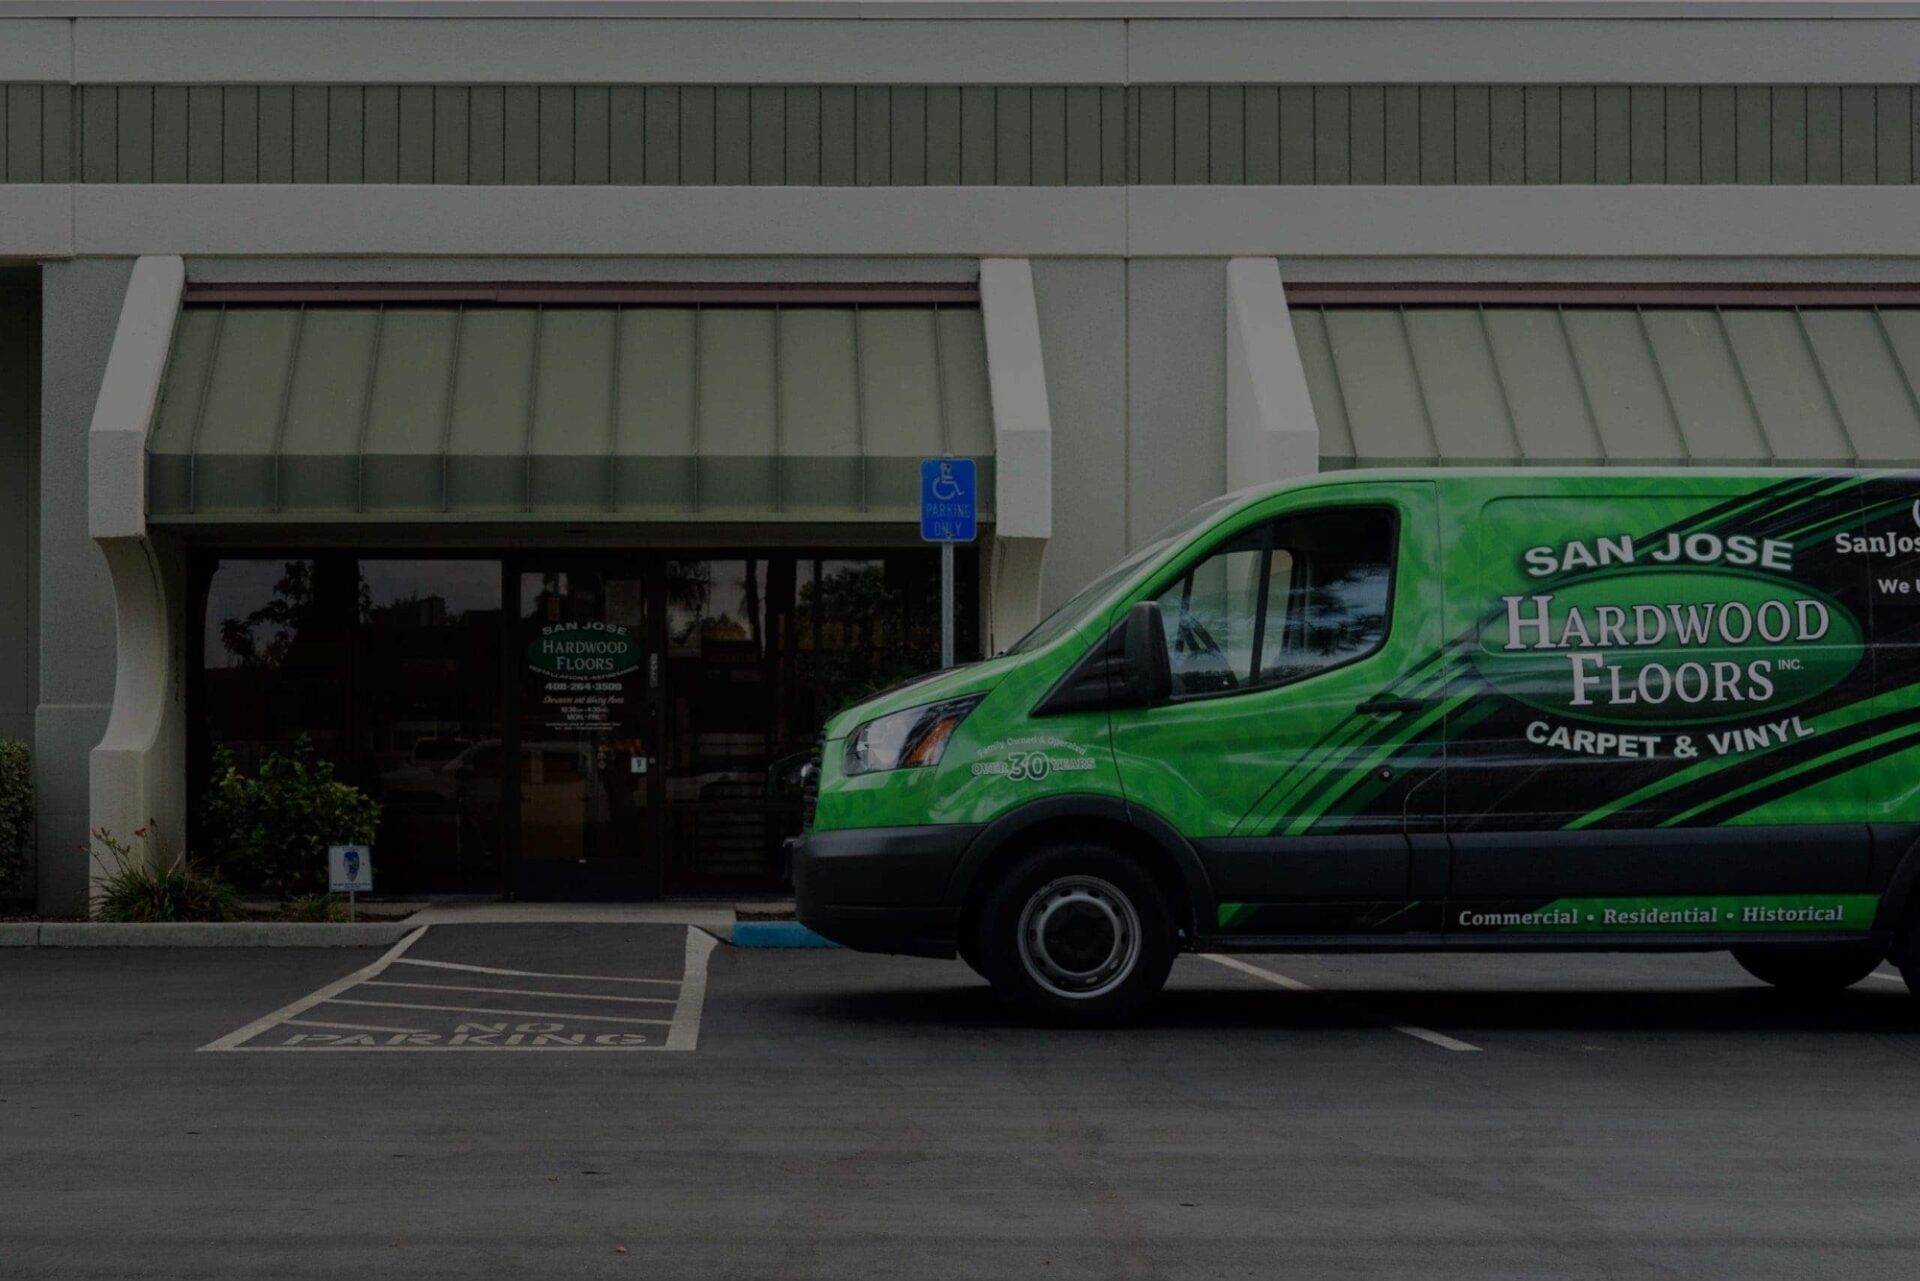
<box><xmin>1151</xmin><ymin>506</ymin><xmax>1395</xmax><ymax>698</ymax></box>
<box><xmin>1257</xmin><ymin>507</ymin><xmax>1395</xmax><ymax>688</ymax></box>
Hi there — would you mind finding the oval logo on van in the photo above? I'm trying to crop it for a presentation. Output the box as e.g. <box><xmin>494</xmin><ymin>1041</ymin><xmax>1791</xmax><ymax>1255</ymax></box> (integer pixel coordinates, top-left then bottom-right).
<box><xmin>525</xmin><ymin>624</ymin><xmax>641</xmax><ymax>680</ymax></box>
<box><xmin>1476</xmin><ymin>569</ymin><xmax>1863</xmax><ymax>726</ymax></box>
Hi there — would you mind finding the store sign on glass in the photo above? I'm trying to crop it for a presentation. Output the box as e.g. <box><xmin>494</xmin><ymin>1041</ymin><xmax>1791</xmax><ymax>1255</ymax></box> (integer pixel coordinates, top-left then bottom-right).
<box><xmin>525</xmin><ymin>622</ymin><xmax>640</xmax><ymax>732</ymax></box>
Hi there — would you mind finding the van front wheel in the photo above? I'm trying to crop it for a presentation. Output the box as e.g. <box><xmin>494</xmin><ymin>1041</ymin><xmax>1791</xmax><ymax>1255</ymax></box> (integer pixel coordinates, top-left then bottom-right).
<box><xmin>975</xmin><ymin>843</ymin><xmax>1174</xmax><ymax>1025</ymax></box>
<box><xmin>1731</xmin><ymin>943</ymin><xmax>1884</xmax><ymax>993</ymax></box>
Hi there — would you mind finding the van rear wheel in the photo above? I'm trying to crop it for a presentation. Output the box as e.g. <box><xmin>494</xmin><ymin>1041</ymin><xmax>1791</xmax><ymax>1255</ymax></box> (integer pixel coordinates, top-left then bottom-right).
<box><xmin>975</xmin><ymin>842</ymin><xmax>1174</xmax><ymax>1025</ymax></box>
<box><xmin>1731</xmin><ymin>943</ymin><xmax>1884</xmax><ymax>993</ymax></box>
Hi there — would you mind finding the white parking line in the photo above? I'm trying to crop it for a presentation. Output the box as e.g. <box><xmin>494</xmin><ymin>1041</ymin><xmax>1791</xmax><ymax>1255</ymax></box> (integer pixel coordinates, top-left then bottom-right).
<box><xmin>326</xmin><ymin>998</ymin><xmax>674</xmax><ymax>1026</ymax></box>
<box><xmin>1868</xmin><ymin>971</ymin><xmax>1906</xmax><ymax>985</ymax></box>
<box><xmin>389</xmin><ymin>957</ymin><xmax>682</xmax><ymax>986</ymax></box>
<box><xmin>198</xmin><ymin>926</ymin><xmax>429</xmax><ymax>1052</ymax></box>
<box><xmin>360</xmin><ymin>980</ymin><xmax>677</xmax><ymax>1005</ymax></box>
<box><xmin>1200</xmin><ymin>953</ymin><xmax>1483</xmax><ymax>1053</ymax></box>
<box><xmin>284</xmin><ymin>1018</ymin><xmax>429</xmax><ymax>1034</ymax></box>
<box><xmin>665</xmin><ymin>928</ymin><xmax>718</xmax><ymax>1052</ymax></box>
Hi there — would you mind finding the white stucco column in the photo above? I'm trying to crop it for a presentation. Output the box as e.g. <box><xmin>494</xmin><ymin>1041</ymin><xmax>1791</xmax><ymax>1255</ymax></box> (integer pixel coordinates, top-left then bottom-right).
<box><xmin>979</xmin><ymin>257</ymin><xmax>1054</xmax><ymax>653</ymax></box>
<box><xmin>1225</xmin><ymin>257</ymin><xmax>1320</xmax><ymax>487</ymax></box>
<box><xmin>88</xmin><ymin>255</ymin><xmax>187</xmax><ymax>898</ymax></box>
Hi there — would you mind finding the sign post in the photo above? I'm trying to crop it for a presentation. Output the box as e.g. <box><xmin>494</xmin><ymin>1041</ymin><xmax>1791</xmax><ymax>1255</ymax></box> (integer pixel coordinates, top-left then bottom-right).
<box><xmin>920</xmin><ymin>458</ymin><xmax>978</xmax><ymax>669</ymax></box>
<box><xmin>328</xmin><ymin>844</ymin><xmax>373</xmax><ymax>922</ymax></box>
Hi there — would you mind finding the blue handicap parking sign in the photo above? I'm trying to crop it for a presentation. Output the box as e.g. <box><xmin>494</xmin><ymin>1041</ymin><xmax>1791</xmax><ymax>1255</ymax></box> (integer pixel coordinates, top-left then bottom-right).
<box><xmin>920</xmin><ymin>458</ymin><xmax>977</xmax><ymax>543</ymax></box>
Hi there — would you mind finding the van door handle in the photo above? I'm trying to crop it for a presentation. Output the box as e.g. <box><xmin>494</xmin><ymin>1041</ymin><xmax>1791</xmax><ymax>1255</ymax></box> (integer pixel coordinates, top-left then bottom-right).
<box><xmin>1357</xmin><ymin>696</ymin><xmax>1430</xmax><ymax>716</ymax></box>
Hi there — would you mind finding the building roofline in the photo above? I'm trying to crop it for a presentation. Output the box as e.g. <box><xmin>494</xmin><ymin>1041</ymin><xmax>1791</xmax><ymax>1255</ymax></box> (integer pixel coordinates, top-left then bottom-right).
<box><xmin>6</xmin><ymin>1</ymin><xmax>1920</xmax><ymax>20</ymax></box>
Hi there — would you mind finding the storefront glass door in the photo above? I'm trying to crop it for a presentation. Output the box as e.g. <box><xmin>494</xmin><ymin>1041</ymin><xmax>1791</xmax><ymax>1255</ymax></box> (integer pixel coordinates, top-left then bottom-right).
<box><xmin>512</xmin><ymin>563</ymin><xmax>660</xmax><ymax>898</ymax></box>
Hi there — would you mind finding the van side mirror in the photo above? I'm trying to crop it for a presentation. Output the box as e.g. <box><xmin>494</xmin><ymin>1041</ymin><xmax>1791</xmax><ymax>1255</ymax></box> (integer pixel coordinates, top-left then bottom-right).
<box><xmin>1119</xmin><ymin>601</ymin><xmax>1173</xmax><ymax>707</ymax></box>
<box><xmin>1033</xmin><ymin>600</ymin><xmax>1172</xmax><ymax>716</ymax></box>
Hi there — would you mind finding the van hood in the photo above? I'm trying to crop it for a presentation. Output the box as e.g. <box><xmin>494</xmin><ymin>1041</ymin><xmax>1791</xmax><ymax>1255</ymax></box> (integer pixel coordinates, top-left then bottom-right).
<box><xmin>822</xmin><ymin>652</ymin><xmax>1020</xmax><ymax>740</ymax></box>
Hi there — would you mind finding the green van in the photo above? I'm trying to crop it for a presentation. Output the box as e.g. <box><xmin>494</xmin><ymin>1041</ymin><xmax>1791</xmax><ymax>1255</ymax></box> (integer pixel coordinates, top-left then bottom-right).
<box><xmin>793</xmin><ymin>470</ymin><xmax>1920</xmax><ymax>1022</ymax></box>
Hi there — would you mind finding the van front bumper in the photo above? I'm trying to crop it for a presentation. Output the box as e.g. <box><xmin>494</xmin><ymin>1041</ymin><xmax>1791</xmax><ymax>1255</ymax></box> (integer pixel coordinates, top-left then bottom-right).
<box><xmin>791</xmin><ymin>823</ymin><xmax>982</xmax><ymax>958</ymax></box>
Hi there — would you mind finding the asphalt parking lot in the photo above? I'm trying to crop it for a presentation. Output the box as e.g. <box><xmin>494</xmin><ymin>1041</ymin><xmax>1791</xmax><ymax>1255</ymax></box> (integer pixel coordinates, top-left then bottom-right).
<box><xmin>5</xmin><ymin>927</ymin><xmax>1920</xmax><ymax>1280</ymax></box>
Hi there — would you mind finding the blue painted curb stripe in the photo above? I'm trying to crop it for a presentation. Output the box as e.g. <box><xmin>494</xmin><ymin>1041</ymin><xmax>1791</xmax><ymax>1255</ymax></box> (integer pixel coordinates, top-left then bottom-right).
<box><xmin>732</xmin><ymin>921</ymin><xmax>839</xmax><ymax>948</ymax></box>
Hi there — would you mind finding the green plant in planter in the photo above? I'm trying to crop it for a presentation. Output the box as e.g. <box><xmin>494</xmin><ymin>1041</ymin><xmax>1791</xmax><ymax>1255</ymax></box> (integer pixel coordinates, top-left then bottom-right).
<box><xmin>202</xmin><ymin>737</ymin><xmax>381</xmax><ymax>896</ymax></box>
<box><xmin>93</xmin><ymin>825</ymin><xmax>243</xmax><ymax>923</ymax></box>
<box><xmin>0</xmin><ymin>738</ymin><xmax>29</xmax><ymax>896</ymax></box>
<box><xmin>281</xmin><ymin>892</ymin><xmax>350</xmax><ymax>923</ymax></box>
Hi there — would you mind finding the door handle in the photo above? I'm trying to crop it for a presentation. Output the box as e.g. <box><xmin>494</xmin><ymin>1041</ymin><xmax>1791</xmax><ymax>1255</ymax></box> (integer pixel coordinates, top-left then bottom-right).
<box><xmin>1358</xmin><ymin>695</ymin><xmax>1430</xmax><ymax>716</ymax></box>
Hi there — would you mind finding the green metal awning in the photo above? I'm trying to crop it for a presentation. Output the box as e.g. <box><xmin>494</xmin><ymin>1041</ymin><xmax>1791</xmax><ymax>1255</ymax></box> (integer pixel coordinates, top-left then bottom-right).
<box><xmin>1292</xmin><ymin>304</ymin><xmax>1920</xmax><ymax>469</ymax></box>
<box><xmin>148</xmin><ymin>302</ymin><xmax>994</xmax><ymax>520</ymax></box>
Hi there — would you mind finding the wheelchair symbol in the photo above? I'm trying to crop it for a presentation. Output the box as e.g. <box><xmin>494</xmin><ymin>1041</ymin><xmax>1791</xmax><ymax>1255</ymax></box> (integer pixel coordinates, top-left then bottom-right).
<box><xmin>930</xmin><ymin>462</ymin><xmax>962</xmax><ymax>503</ymax></box>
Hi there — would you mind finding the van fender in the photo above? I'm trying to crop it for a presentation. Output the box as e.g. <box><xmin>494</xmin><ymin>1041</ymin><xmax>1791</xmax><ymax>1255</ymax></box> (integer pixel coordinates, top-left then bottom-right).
<box><xmin>942</xmin><ymin>795</ymin><xmax>1217</xmax><ymax>936</ymax></box>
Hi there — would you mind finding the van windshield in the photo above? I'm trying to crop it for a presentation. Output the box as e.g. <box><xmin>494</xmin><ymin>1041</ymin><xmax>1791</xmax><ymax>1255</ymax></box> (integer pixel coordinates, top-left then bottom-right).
<box><xmin>1002</xmin><ymin>492</ymin><xmax>1247</xmax><ymax>656</ymax></box>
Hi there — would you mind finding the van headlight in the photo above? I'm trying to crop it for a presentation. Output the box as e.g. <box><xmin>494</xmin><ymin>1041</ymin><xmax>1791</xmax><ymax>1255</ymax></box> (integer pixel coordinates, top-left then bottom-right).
<box><xmin>843</xmin><ymin>695</ymin><xmax>985</xmax><ymax>776</ymax></box>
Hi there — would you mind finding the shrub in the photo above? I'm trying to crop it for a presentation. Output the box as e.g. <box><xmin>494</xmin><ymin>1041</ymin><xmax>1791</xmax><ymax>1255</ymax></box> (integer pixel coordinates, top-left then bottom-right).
<box><xmin>0</xmin><ymin>739</ymin><xmax>29</xmax><ymax>896</ymax></box>
<box><xmin>93</xmin><ymin>826</ymin><xmax>243</xmax><ymax>923</ymax></box>
<box><xmin>202</xmin><ymin>737</ymin><xmax>381</xmax><ymax>896</ymax></box>
<box><xmin>281</xmin><ymin>892</ymin><xmax>349</xmax><ymax>923</ymax></box>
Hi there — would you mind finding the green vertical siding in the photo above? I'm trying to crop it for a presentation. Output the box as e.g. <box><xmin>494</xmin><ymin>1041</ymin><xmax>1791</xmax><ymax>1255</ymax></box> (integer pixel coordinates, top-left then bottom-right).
<box><xmin>6</xmin><ymin>82</ymin><xmax>1920</xmax><ymax>186</ymax></box>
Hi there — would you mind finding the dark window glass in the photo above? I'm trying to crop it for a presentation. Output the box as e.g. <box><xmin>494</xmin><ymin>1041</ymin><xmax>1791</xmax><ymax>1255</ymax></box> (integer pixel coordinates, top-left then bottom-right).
<box><xmin>353</xmin><ymin>560</ymin><xmax>504</xmax><ymax>894</ymax></box>
<box><xmin>1259</xmin><ymin>508</ymin><xmax>1394</xmax><ymax>687</ymax></box>
<box><xmin>515</xmin><ymin>567</ymin><xmax>650</xmax><ymax>877</ymax></box>
<box><xmin>1150</xmin><ymin>508</ymin><xmax>1395</xmax><ymax>699</ymax></box>
<box><xmin>665</xmin><ymin>559</ymin><xmax>773</xmax><ymax>889</ymax></box>
<box><xmin>201</xmin><ymin>558</ymin><xmax>351</xmax><ymax>770</ymax></box>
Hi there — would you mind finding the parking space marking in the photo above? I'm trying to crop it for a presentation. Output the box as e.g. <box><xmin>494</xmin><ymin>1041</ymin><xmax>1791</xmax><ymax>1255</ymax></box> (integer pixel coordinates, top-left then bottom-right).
<box><xmin>329</xmin><ymin>998</ymin><xmax>674</xmax><ymax>1026</ymax></box>
<box><xmin>199</xmin><ymin>926</ymin><xmax>430</xmax><ymax>1052</ymax></box>
<box><xmin>360</xmin><ymin>979</ymin><xmax>677</xmax><ymax>1005</ymax></box>
<box><xmin>389</xmin><ymin>957</ymin><xmax>682</xmax><ymax>986</ymax></box>
<box><xmin>1200</xmin><ymin>953</ymin><xmax>1484</xmax><ymax>1053</ymax></box>
<box><xmin>1868</xmin><ymin>971</ymin><xmax>1905</xmax><ymax>985</ymax></box>
<box><xmin>283</xmin><ymin>1018</ymin><xmax>429</xmax><ymax>1034</ymax></box>
<box><xmin>201</xmin><ymin>925</ymin><xmax>718</xmax><ymax>1052</ymax></box>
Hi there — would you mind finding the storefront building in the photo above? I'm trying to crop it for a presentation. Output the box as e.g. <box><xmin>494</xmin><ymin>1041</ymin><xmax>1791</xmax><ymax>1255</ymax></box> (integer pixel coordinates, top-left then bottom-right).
<box><xmin>7</xmin><ymin>1</ymin><xmax>1920</xmax><ymax>910</ymax></box>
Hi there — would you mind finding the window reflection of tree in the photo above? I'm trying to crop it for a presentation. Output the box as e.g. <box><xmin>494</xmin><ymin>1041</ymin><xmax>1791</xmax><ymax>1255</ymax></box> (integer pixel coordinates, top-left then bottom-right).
<box><xmin>216</xmin><ymin>559</ymin><xmax>371</xmax><ymax>669</ymax></box>
<box><xmin>665</xmin><ymin>558</ymin><xmax>768</xmax><ymax>653</ymax></box>
<box><xmin>1290</xmin><ymin>573</ymin><xmax>1388</xmax><ymax>659</ymax></box>
<box><xmin>796</xmin><ymin>560</ymin><xmax>931</xmax><ymax>718</ymax></box>
<box><xmin>217</xmin><ymin>560</ymin><xmax>312</xmax><ymax>669</ymax></box>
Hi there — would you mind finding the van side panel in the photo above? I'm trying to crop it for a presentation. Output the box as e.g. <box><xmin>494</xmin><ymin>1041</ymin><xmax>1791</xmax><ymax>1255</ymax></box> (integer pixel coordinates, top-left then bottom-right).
<box><xmin>1437</xmin><ymin>471</ymin><xmax>1915</xmax><ymax>938</ymax></box>
<box><xmin>1856</xmin><ymin>474</ymin><xmax>1920</xmax><ymax>898</ymax></box>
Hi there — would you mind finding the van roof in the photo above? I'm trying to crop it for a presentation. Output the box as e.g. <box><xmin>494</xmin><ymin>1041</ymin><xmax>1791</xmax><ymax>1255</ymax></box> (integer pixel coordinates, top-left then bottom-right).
<box><xmin>1227</xmin><ymin>464</ymin><xmax>1896</xmax><ymax>505</ymax></box>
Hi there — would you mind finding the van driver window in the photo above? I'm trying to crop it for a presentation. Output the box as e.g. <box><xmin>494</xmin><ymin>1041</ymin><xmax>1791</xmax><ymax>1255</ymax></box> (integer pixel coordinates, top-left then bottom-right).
<box><xmin>1152</xmin><ymin>507</ymin><xmax>1394</xmax><ymax>698</ymax></box>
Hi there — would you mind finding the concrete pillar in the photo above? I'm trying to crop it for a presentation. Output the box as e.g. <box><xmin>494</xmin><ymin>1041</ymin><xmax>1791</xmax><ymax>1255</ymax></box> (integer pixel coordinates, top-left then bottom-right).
<box><xmin>35</xmin><ymin>259</ymin><xmax>135</xmax><ymax>915</ymax></box>
<box><xmin>1225</xmin><ymin>257</ymin><xmax>1320</xmax><ymax>488</ymax></box>
<box><xmin>86</xmin><ymin>256</ymin><xmax>187</xmax><ymax>906</ymax></box>
<box><xmin>979</xmin><ymin>257</ymin><xmax>1054</xmax><ymax>652</ymax></box>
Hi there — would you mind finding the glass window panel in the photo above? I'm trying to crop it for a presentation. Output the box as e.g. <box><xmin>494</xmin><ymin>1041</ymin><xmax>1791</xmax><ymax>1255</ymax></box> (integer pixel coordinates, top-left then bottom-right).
<box><xmin>353</xmin><ymin>560</ymin><xmax>504</xmax><ymax>894</ymax></box>
<box><xmin>1257</xmin><ymin>508</ymin><xmax>1395</xmax><ymax>688</ymax></box>
<box><xmin>1152</xmin><ymin>530</ymin><xmax>1266</xmax><ymax>696</ymax></box>
<box><xmin>516</xmin><ymin>568</ymin><xmax>651</xmax><ymax>874</ymax></box>
<box><xmin>200</xmin><ymin>557</ymin><xmax>351</xmax><ymax>772</ymax></box>
<box><xmin>665</xmin><ymin>559</ymin><xmax>777</xmax><ymax>890</ymax></box>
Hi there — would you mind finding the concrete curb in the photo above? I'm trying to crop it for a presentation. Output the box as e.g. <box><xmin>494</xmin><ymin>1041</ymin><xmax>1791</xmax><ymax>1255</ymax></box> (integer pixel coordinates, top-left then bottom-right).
<box><xmin>7</xmin><ymin>922</ymin><xmax>415</xmax><ymax>947</ymax></box>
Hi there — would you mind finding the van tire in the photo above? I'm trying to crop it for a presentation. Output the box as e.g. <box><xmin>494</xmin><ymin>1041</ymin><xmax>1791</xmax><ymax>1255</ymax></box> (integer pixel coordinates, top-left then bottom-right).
<box><xmin>1731</xmin><ymin>943</ymin><xmax>1884</xmax><ymax>993</ymax></box>
<box><xmin>974</xmin><ymin>842</ymin><xmax>1175</xmax><ymax>1025</ymax></box>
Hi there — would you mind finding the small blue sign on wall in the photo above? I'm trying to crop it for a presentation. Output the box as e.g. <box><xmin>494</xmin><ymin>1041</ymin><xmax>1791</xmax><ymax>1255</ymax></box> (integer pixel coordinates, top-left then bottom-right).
<box><xmin>920</xmin><ymin>458</ymin><xmax>978</xmax><ymax>543</ymax></box>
